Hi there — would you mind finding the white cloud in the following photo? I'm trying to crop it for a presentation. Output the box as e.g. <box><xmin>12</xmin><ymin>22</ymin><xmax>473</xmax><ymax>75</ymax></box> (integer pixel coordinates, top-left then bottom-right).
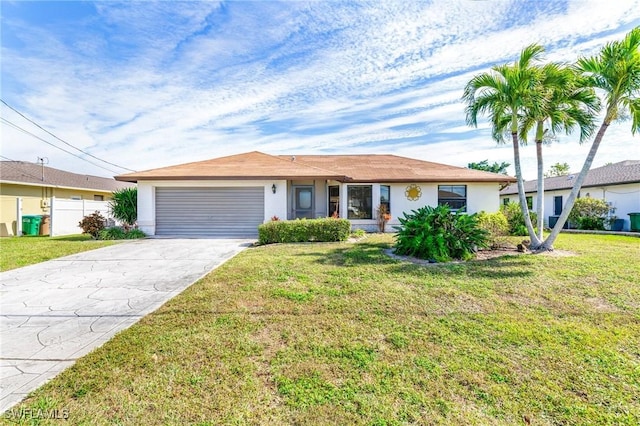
<box><xmin>1</xmin><ymin>0</ymin><xmax>638</xmax><ymax>178</ymax></box>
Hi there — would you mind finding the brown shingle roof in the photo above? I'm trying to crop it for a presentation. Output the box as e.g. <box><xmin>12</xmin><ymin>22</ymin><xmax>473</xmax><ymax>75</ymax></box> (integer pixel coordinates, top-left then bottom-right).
<box><xmin>500</xmin><ymin>160</ymin><xmax>640</xmax><ymax>195</ymax></box>
<box><xmin>280</xmin><ymin>154</ymin><xmax>515</xmax><ymax>183</ymax></box>
<box><xmin>115</xmin><ymin>151</ymin><xmax>515</xmax><ymax>183</ymax></box>
<box><xmin>1</xmin><ymin>161</ymin><xmax>134</xmax><ymax>192</ymax></box>
<box><xmin>115</xmin><ymin>151</ymin><xmax>346</xmax><ymax>182</ymax></box>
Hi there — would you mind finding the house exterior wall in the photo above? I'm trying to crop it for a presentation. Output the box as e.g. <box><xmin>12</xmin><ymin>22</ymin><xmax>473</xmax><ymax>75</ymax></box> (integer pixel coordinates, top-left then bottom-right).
<box><xmin>137</xmin><ymin>180</ymin><xmax>287</xmax><ymax>236</ymax></box>
<box><xmin>345</xmin><ymin>182</ymin><xmax>501</xmax><ymax>232</ymax></box>
<box><xmin>0</xmin><ymin>183</ymin><xmax>115</xmax><ymax>237</ymax></box>
<box><xmin>500</xmin><ymin>182</ymin><xmax>640</xmax><ymax>231</ymax></box>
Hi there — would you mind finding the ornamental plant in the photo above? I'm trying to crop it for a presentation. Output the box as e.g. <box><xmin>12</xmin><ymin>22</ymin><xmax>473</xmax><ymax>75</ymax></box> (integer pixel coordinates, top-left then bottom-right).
<box><xmin>393</xmin><ymin>205</ymin><xmax>488</xmax><ymax>262</ymax></box>
<box><xmin>79</xmin><ymin>211</ymin><xmax>106</xmax><ymax>239</ymax></box>
<box><xmin>501</xmin><ymin>202</ymin><xmax>538</xmax><ymax>236</ymax></box>
<box><xmin>568</xmin><ymin>197</ymin><xmax>609</xmax><ymax>230</ymax></box>
<box><xmin>109</xmin><ymin>187</ymin><xmax>137</xmax><ymax>230</ymax></box>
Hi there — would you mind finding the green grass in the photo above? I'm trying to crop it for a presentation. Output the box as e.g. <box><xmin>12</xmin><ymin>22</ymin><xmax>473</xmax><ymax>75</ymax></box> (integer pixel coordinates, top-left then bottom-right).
<box><xmin>6</xmin><ymin>234</ymin><xmax>640</xmax><ymax>425</ymax></box>
<box><xmin>0</xmin><ymin>235</ymin><xmax>117</xmax><ymax>271</ymax></box>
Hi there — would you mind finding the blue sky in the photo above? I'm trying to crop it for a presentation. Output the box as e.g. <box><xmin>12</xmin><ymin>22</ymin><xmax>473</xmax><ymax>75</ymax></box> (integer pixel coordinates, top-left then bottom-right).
<box><xmin>1</xmin><ymin>1</ymin><xmax>639</xmax><ymax>179</ymax></box>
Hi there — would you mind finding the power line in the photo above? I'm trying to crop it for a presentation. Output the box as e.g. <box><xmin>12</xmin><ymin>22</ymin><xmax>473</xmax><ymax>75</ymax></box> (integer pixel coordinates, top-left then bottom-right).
<box><xmin>0</xmin><ymin>99</ymin><xmax>136</xmax><ymax>172</ymax></box>
<box><xmin>0</xmin><ymin>117</ymin><xmax>122</xmax><ymax>174</ymax></box>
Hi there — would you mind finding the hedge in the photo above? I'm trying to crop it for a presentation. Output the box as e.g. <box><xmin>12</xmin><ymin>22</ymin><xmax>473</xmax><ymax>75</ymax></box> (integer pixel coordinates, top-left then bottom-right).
<box><xmin>258</xmin><ymin>218</ymin><xmax>351</xmax><ymax>244</ymax></box>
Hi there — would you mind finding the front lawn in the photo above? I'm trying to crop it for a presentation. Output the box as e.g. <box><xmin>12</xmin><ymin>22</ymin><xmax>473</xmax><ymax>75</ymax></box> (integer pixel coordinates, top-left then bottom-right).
<box><xmin>0</xmin><ymin>235</ymin><xmax>117</xmax><ymax>271</ymax></box>
<box><xmin>8</xmin><ymin>234</ymin><xmax>640</xmax><ymax>425</ymax></box>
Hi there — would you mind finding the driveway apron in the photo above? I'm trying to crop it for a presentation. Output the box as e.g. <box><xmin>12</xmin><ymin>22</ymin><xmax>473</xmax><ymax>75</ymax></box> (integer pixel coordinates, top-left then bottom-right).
<box><xmin>0</xmin><ymin>238</ymin><xmax>252</xmax><ymax>413</ymax></box>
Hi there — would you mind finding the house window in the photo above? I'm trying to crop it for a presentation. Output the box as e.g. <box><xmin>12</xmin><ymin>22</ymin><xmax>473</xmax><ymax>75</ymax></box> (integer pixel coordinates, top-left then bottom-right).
<box><xmin>94</xmin><ymin>195</ymin><xmax>104</xmax><ymax>201</ymax></box>
<box><xmin>526</xmin><ymin>196</ymin><xmax>533</xmax><ymax>210</ymax></box>
<box><xmin>380</xmin><ymin>185</ymin><xmax>390</xmax><ymax>215</ymax></box>
<box><xmin>70</xmin><ymin>196</ymin><xmax>81</xmax><ymax>200</ymax></box>
<box><xmin>347</xmin><ymin>185</ymin><xmax>372</xmax><ymax>219</ymax></box>
<box><xmin>438</xmin><ymin>185</ymin><xmax>467</xmax><ymax>211</ymax></box>
<box><xmin>502</xmin><ymin>197</ymin><xmax>510</xmax><ymax>206</ymax></box>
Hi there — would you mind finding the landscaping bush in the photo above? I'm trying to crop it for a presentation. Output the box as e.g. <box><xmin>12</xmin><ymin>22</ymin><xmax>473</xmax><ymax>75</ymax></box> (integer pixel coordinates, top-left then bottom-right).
<box><xmin>79</xmin><ymin>211</ymin><xmax>107</xmax><ymax>239</ymax></box>
<box><xmin>568</xmin><ymin>197</ymin><xmax>609</xmax><ymax>230</ymax></box>
<box><xmin>393</xmin><ymin>205</ymin><xmax>488</xmax><ymax>262</ymax></box>
<box><xmin>109</xmin><ymin>187</ymin><xmax>137</xmax><ymax>230</ymax></box>
<box><xmin>258</xmin><ymin>218</ymin><xmax>351</xmax><ymax>244</ymax></box>
<box><xmin>501</xmin><ymin>202</ymin><xmax>537</xmax><ymax>236</ymax></box>
<box><xmin>476</xmin><ymin>211</ymin><xmax>510</xmax><ymax>249</ymax></box>
<box><xmin>98</xmin><ymin>227</ymin><xmax>146</xmax><ymax>240</ymax></box>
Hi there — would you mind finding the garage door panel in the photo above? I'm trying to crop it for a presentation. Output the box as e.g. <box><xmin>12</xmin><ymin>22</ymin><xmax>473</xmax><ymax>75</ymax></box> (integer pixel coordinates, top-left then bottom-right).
<box><xmin>156</xmin><ymin>187</ymin><xmax>264</xmax><ymax>237</ymax></box>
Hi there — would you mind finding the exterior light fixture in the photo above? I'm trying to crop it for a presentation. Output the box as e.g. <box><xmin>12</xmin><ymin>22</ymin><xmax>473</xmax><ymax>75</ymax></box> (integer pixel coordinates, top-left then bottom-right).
<box><xmin>272</xmin><ymin>184</ymin><xmax>277</xmax><ymax>194</ymax></box>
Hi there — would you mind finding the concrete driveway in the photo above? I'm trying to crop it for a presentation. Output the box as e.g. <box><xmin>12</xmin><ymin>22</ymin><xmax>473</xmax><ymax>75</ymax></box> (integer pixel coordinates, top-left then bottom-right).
<box><xmin>0</xmin><ymin>238</ymin><xmax>252</xmax><ymax>413</ymax></box>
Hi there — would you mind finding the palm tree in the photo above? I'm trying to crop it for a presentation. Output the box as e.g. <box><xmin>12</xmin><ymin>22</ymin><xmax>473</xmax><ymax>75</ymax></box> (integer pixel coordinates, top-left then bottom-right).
<box><xmin>518</xmin><ymin>63</ymin><xmax>600</xmax><ymax>244</ymax></box>
<box><xmin>463</xmin><ymin>44</ymin><xmax>545</xmax><ymax>247</ymax></box>
<box><xmin>540</xmin><ymin>27</ymin><xmax>640</xmax><ymax>251</ymax></box>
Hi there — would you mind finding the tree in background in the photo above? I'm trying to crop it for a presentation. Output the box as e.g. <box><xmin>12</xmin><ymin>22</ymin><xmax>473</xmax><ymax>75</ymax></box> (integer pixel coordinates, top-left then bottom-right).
<box><xmin>109</xmin><ymin>187</ymin><xmax>138</xmax><ymax>230</ymax></box>
<box><xmin>544</xmin><ymin>162</ymin><xmax>571</xmax><ymax>177</ymax></box>
<box><xmin>467</xmin><ymin>159</ymin><xmax>511</xmax><ymax>175</ymax></box>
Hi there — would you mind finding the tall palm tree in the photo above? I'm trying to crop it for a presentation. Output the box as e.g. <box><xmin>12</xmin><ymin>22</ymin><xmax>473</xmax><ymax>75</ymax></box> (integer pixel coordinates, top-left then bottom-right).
<box><xmin>463</xmin><ymin>44</ymin><xmax>545</xmax><ymax>247</ymax></box>
<box><xmin>518</xmin><ymin>64</ymin><xmax>600</xmax><ymax>244</ymax></box>
<box><xmin>540</xmin><ymin>27</ymin><xmax>640</xmax><ymax>251</ymax></box>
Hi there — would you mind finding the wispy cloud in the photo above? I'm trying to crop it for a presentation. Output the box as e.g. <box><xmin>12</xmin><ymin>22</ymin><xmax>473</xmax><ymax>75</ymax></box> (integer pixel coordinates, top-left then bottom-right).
<box><xmin>1</xmin><ymin>0</ymin><xmax>638</xmax><ymax>178</ymax></box>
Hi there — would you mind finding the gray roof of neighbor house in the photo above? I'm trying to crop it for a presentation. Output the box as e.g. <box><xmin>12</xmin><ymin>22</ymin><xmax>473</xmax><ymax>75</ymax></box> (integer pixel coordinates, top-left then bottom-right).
<box><xmin>1</xmin><ymin>161</ymin><xmax>134</xmax><ymax>192</ymax></box>
<box><xmin>115</xmin><ymin>151</ymin><xmax>516</xmax><ymax>184</ymax></box>
<box><xmin>500</xmin><ymin>160</ymin><xmax>640</xmax><ymax>195</ymax></box>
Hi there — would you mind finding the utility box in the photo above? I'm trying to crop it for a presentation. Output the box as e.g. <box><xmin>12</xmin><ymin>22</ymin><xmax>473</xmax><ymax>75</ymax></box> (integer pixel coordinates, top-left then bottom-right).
<box><xmin>629</xmin><ymin>213</ymin><xmax>640</xmax><ymax>232</ymax></box>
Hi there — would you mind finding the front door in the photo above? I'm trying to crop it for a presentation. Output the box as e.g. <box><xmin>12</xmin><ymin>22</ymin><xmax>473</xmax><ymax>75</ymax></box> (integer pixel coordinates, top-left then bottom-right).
<box><xmin>554</xmin><ymin>196</ymin><xmax>563</xmax><ymax>215</ymax></box>
<box><xmin>294</xmin><ymin>186</ymin><xmax>314</xmax><ymax>219</ymax></box>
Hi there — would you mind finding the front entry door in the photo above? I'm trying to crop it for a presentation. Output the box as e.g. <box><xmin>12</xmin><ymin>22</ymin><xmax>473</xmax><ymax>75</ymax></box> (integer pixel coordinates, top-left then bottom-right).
<box><xmin>294</xmin><ymin>186</ymin><xmax>314</xmax><ymax>219</ymax></box>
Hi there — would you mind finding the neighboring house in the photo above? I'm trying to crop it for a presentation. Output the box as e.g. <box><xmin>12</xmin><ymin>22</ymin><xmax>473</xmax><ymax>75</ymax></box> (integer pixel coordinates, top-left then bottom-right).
<box><xmin>500</xmin><ymin>160</ymin><xmax>640</xmax><ymax>231</ymax></box>
<box><xmin>1</xmin><ymin>161</ymin><xmax>134</xmax><ymax>236</ymax></box>
<box><xmin>115</xmin><ymin>151</ymin><xmax>515</xmax><ymax>238</ymax></box>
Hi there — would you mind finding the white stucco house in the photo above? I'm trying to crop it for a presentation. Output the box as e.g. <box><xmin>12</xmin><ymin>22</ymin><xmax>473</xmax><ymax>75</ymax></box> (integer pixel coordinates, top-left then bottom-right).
<box><xmin>500</xmin><ymin>160</ymin><xmax>640</xmax><ymax>231</ymax></box>
<box><xmin>115</xmin><ymin>151</ymin><xmax>515</xmax><ymax>237</ymax></box>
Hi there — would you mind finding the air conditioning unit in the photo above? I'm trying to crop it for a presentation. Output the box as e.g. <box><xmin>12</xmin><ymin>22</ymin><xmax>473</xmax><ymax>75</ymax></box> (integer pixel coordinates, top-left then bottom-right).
<box><xmin>40</xmin><ymin>199</ymin><xmax>49</xmax><ymax>208</ymax></box>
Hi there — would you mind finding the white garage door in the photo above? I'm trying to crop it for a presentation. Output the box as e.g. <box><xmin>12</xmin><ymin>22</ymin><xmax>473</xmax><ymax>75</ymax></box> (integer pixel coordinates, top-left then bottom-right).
<box><xmin>155</xmin><ymin>187</ymin><xmax>264</xmax><ymax>237</ymax></box>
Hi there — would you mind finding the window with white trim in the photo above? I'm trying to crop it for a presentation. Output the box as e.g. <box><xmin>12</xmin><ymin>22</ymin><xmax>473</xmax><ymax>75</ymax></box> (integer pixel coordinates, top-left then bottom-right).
<box><xmin>438</xmin><ymin>185</ymin><xmax>466</xmax><ymax>211</ymax></box>
<box><xmin>347</xmin><ymin>185</ymin><xmax>372</xmax><ymax>219</ymax></box>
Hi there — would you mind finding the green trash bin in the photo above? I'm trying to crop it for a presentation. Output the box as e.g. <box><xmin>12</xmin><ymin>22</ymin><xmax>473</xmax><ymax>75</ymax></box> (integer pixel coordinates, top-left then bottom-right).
<box><xmin>629</xmin><ymin>213</ymin><xmax>640</xmax><ymax>232</ymax></box>
<box><xmin>22</xmin><ymin>215</ymin><xmax>43</xmax><ymax>236</ymax></box>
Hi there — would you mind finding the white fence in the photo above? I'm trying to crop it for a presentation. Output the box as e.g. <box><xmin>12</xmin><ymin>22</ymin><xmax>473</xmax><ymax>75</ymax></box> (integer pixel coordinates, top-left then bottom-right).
<box><xmin>13</xmin><ymin>197</ymin><xmax>119</xmax><ymax>237</ymax></box>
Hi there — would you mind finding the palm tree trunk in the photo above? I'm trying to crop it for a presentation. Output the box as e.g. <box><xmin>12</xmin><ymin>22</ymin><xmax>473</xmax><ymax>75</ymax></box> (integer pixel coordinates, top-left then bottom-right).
<box><xmin>539</xmin><ymin>120</ymin><xmax>609</xmax><ymax>251</ymax></box>
<box><xmin>511</xmin><ymin>132</ymin><xmax>541</xmax><ymax>246</ymax></box>
<box><xmin>535</xmin><ymin>140</ymin><xmax>544</xmax><ymax>242</ymax></box>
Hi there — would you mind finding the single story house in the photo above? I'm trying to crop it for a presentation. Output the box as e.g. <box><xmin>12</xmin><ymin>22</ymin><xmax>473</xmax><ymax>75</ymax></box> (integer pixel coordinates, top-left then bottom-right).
<box><xmin>500</xmin><ymin>160</ymin><xmax>640</xmax><ymax>231</ymax></box>
<box><xmin>115</xmin><ymin>151</ymin><xmax>515</xmax><ymax>238</ymax></box>
<box><xmin>0</xmin><ymin>161</ymin><xmax>134</xmax><ymax>236</ymax></box>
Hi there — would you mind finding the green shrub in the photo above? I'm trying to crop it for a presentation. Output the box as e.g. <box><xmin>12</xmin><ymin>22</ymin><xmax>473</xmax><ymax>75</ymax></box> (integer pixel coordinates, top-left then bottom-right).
<box><xmin>258</xmin><ymin>218</ymin><xmax>351</xmax><ymax>245</ymax></box>
<box><xmin>79</xmin><ymin>211</ymin><xmax>106</xmax><ymax>239</ymax></box>
<box><xmin>568</xmin><ymin>197</ymin><xmax>609</xmax><ymax>230</ymax></box>
<box><xmin>98</xmin><ymin>227</ymin><xmax>146</xmax><ymax>240</ymax></box>
<box><xmin>477</xmin><ymin>211</ymin><xmax>510</xmax><ymax>249</ymax></box>
<box><xmin>109</xmin><ymin>187</ymin><xmax>137</xmax><ymax>230</ymax></box>
<box><xmin>393</xmin><ymin>205</ymin><xmax>488</xmax><ymax>262</ymax></box>
<box><xmin>501</xmin><ymin>202</ymin><xmax>537</xmax><ymax>236</ymax></box>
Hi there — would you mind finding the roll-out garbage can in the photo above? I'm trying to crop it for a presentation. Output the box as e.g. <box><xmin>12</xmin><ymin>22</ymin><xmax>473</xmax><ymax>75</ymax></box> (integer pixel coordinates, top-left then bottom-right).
<box><xmin>629</xmin><ymin>213</ymin><xmax>640</xmax><ymax>232</ymax></box>
<box><xmin>39</xmin><ymin>215</ymin><xmax>51</xmax><ymax>235</ymax></box>
<box><xmin>22</xmin><ymin>215</ymin><xmax>43</xmax><ymax>236</ymax></box>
